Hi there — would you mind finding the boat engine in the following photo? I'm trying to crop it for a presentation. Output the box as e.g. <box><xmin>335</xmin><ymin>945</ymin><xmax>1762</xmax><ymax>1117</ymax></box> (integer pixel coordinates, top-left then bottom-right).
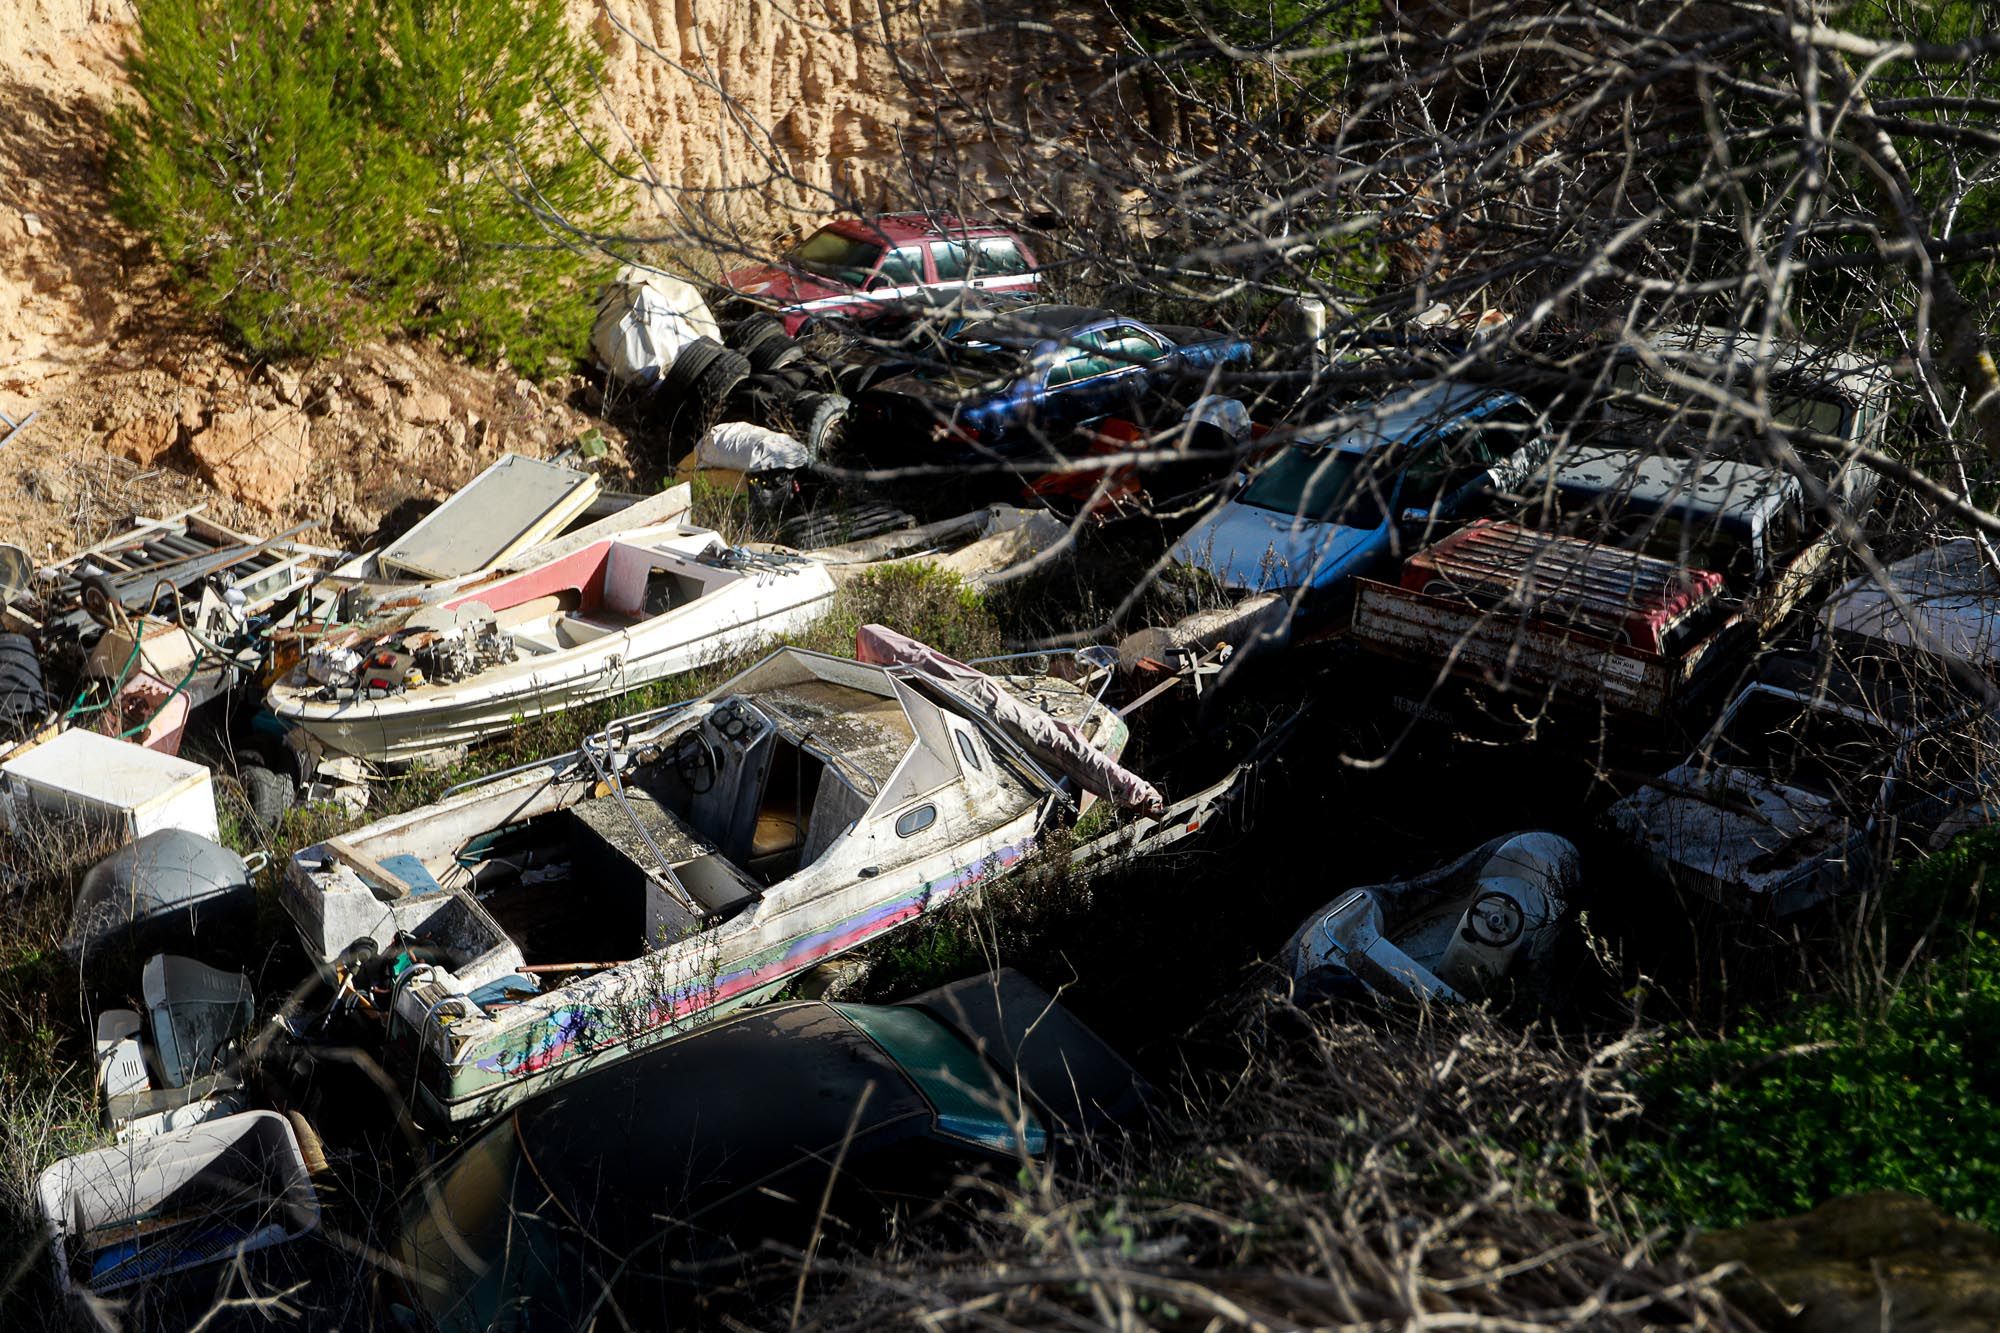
<box><xmin>414</xmin><ymin>618</ymin><xmax>514</xmax><ymax>685</ymax></box>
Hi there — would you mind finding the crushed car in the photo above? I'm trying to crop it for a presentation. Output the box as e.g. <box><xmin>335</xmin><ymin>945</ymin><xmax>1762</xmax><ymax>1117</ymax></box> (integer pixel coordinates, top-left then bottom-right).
<box><xmin>847</xmin><ymin>304</ymin><xmax>1251</xmax><ymax>502</ymax></box>
<box><xmin>1607</xmin><ymin>652</ymin><xmax>2000</xmax><ymax>916</ymax></box>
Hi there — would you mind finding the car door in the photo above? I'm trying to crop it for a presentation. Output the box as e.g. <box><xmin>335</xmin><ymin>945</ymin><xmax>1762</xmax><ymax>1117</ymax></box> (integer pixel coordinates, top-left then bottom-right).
<box><xmin>862</xmin><ymin>245</ymin><xmax>931</xmax><ymax>309</ymax></box>
<box><xmin>1038</xmin><ymin>330</ymin><xmax>1137</xmax><ymax>441</ymax></box>
<box><xmin>967</xmin><ymin>236</ymin><xmax>1038</xmax><ymax>296</ymax></box>
<box><xmin>1398</xmin><ymin>422</ymin><xmax>1496</xmax><ymax>536</ymax></box>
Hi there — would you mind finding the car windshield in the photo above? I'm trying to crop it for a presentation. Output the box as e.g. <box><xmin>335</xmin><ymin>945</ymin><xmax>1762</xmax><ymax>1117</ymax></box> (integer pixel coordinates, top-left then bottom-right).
<box><xmin>834</xmin><ymin>1004</ymin><xmax>1047</xmax><ymax>1155</ymax></box>
<box><xmin>789</xmin><ymin>228</ymin><xmax>883</xmax><ymax>284</ymax></box>
<box><xmin>1710</xmin><ymin>689</ymin><xmax>1894</xmax><ymax>800</ymax></box>
<box><xmin>1239</xmin><ymin>444</ymin><xmax>1399</xmax><ymax>528</ymax></box>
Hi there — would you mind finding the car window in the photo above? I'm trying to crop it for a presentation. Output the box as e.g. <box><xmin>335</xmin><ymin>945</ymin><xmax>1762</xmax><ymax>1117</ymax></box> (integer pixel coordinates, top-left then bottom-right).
<box><xmin>1239</xmin><ymin>445</ymin><xmax>1398</xmax><ymax>528</ymax></box>
<box><xmin>876</xmin><ymin>246</ymin><xmax>925</xmax><ymax>286</ymax></box>
<box><xmin>972</xmin><ymin>238</ymin><xmax>1029</xmax><ymax>275</ymax></box>
<box><xmin>790</xmin><ymin>228</ymin><xmax>883</xmax><ymax>285</ymax></box>
<box><xmin>931</xmin><ymin>241</ymin><xmax>970</xmax><ymax>281</ymax></box>
<box><xmin>832</xmin><ymin>1004</ymin><xmax>1049</xmax><ymax>1155</ymax></box>
<box><xmin>1477</xmin><ymin>399</ymin><xmax>1541</xmax><ymax>458</ymax></box>
<box><xmin>1403</xmin><ymin>424</ymin><xmax>1493</xmax><ymax>502</ymax></box>
<box><xmin>1102</xmin><ymin>326</ymin><xmax>1167</xmax><ymax>365</ymax></box>
<box><xmin>1710</xmin><ymin>690</ymin><xmax>1895</xmax><ymax>801</ymax></box>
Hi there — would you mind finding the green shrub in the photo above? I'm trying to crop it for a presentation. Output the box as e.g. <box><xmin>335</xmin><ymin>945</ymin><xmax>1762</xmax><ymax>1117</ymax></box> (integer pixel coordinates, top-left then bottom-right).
<box><xmin>114</xmin><ymin>0</ymin><xmax>630</xmax><ymax>364</ymax></box>
<box><xmin>1610</xmin><ymin>831</ymin><xmax>2000</xmax><ymax>1234</ymax></box>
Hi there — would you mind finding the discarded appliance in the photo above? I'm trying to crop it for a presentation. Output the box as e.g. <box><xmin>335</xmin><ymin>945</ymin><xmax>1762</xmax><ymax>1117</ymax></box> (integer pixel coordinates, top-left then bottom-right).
<box><xmin>267</xmin><ymin>521</ymin><xmax>837</xmax><ymax>765</ymax></box>
<box><xmin>282</xmin><ymin>628</ymin><xmax>1161</xmax><ymax>1124</ymax></box>
<box><xmin>37</xmin><ymin>1109</ymin><xmax>320</xmax><ymax>1296</ymax></box>
<box><xmin>592</xmin><ymin>265</ymin><xmax>722</xmax><ymax>387</ymax></box>
<box><xmin>1607</xmin><ymin>656</ymin><xmax>2000</xmax><ymax>915</ymax></box>
<box><xmin>1280</xmin><ymin>832</ymin><xmax>1580</xmax><ymax>1004</ymax></box>
<box><xmin>66</xmin><ymin>830</ymin><xmax>260</xmax><ymax>980</ymax></box>
<box><xmin>0</xmin><ymin>727</ymin><xmax>219</xmax><ymax>842</ymax></box>
<box><xmin>144</xmin><ymin>954</ymin><xmax>255</xmax><ymax>1089</ymax></box>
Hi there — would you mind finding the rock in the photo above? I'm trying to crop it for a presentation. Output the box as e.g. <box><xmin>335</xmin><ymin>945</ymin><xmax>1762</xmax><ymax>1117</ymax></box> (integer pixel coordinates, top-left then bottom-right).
<box><xmin>178</xmin><ymin>393</ymin><xmax>207</xmax><ymax>434</ymax></box>
<box><xmin>1692</xmin><ymin>1192</ymin><xmax>2000</xmax><ymax>1332</ymax></box>
<box><xmin>403</xmin><ymin>390</ymin><xmax>451</xmax><ymax>425</ymax></box>
<box><xmin>21</xmin><ymin>211</ymin><xmax>45</xmax><ymax>238</ymax></box>
<box><xmin>444</xmin><ymin>418</ymin><xmax>468</xmax><ymax>449</ymax></box>
<box><xmin>308</xmin><ymin>387</ymin><xmax>343</xmax><ymax>419</ymax></box>
<box><xmin>107</xmin><ymin>413</ymin><xmax>180</xmax><ymax>467</ymax></box>
<box><xmin>358</xmin><ymin>381</ymin><xmax>392</xmax><ymax>412</ymax></box>
<box><xmin>263</xmin><ymin>364</ymin><xmax>302</xmax><ymax>405</ymax></box>
<box><xmin>187</xmin><ymin>405</ymin><xmax>313</xmax><ymax>514</ymax></box>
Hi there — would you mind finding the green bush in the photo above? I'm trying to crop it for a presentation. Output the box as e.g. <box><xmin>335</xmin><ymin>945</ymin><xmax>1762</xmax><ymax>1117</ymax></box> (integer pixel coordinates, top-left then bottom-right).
<box><xmin>114</xmin><ymin>0</ymin><xmax>630</xmax><ymax>365</ymax></box>
<box><xmin>1610</xmin><ymin>832</ymin><xmax>2000</xmax><ymax>1233</ymax></box>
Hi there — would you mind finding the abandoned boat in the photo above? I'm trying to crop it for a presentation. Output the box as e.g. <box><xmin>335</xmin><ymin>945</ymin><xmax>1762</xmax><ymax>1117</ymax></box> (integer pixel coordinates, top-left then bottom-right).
<box><xmin>1280</xmin><ymin>832</ymin><xmax>1579</xmax><ymax>1004</ymax></box>
<box><xmin>280</xmin><ymin>628</ymin><xmax>1162</xmax><ymax>1124</ymax></box>
<box><xmin>265</xmin><ymin>521</ymin><xmax>836</xmax><ymax>765</ymax></box>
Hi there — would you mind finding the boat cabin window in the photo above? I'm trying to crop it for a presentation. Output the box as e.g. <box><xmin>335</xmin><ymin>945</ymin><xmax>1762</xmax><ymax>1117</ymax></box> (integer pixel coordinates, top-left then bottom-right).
<box><xmin>895</xmin><ymin>804</ymin><xmax>937</xmax><ymax>837</ymax></box>
<box><xmin>954</xmin><ymin>730</ymin><xmax>984</xmax><ymax>770</ymax></box>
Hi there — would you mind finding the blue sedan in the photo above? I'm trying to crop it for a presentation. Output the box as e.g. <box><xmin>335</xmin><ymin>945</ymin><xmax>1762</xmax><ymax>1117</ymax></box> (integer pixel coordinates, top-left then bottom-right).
<box><xmin>1170</xmin><ymin>383</ymin><xmax>1548</xmax><ymax>598</ymax></box>
<box><xmin>852</xmin><ymin>305</ymin><xmax>1251</xmax><ymax>477</ymax></box>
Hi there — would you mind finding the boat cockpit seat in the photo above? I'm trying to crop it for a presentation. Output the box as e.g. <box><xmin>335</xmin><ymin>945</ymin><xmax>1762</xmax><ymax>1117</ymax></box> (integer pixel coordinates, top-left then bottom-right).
<box><xmin>751</xmin><ymin>811</ymin><xmax>805</xmax><ymax>860</ymax></box>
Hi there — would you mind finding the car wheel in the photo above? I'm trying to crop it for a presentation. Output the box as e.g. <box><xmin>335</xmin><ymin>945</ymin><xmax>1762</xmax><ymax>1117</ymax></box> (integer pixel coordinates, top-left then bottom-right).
<box><xmin>788</xmin><ymin>392</ymin><xmax>851</xmax><ymax>455</ymax></box>
<box><xmin>692</xmin><ymin>349</ymin><xmax>753</xmax><ymax>409</ymax></box>
<box><xmin>663</xmin><ymin>337</ymin><xmax>727</xmax><ymax>399</ymax></box>
<box><xmin>0</xmin><ymin>634</ymin><xmax>49</xmax><ymax>740</ymax></box>
<box><xmin>239</xmin><ymin>763</ymin><xmax>295</xmax><ymax>827</ymax></box>
<box><xmin>723</xmin><ymin>314</ymin><xmax>785</xmax><ymax>351</ymax></box>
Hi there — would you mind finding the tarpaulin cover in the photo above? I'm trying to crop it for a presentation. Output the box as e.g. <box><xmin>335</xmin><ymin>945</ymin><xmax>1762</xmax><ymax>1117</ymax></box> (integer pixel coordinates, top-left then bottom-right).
<box><xmin>697</xmin><ymin>421</ymin><xmax>813</xmax><ymax>474</ymax></box>
<box><xmin>592</xmin><ymin>266</ymin><xmax>722</xmax><ymax>386</ymax></box>
<box><xmin>855</xmin><ymin>624</ymin><xmax>1165</xmax><ymax>813</ymax></box>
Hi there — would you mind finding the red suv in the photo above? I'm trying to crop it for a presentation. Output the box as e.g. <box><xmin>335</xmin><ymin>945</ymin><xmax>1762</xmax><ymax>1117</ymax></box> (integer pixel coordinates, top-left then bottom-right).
<box><xmin>721</xmin><ymin>213</ymin><xmax>1040</xmax><ymax>334</ymax></box>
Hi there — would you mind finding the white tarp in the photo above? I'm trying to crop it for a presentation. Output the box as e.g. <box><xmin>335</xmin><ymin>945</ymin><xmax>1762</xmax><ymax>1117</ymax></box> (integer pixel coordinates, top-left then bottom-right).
<box><xmin>855</xmin><ymin>624</ymin><xmax>1166</xmax><ymax>814</ymax></box>
<box><xmin>592</xmin><ymin>266</ymin><xmax>722</xmax><ymax>386</ymax></box>
<box><xmin>696</xmin><ymin>422</ymin><xmax>812</xmax><ymax>474</ymax></box>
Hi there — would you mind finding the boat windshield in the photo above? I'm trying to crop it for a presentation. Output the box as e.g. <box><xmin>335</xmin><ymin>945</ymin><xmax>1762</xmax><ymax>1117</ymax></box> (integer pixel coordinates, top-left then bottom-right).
<box><xmin>1239</xmin><ymin>445</ymin><xmax>1399</xmax><ymax>528</ymax></box>
<box><xmin>788</xmin><ymin>228</ymin><xmax>883</xmax><ymax>285</ymax></box>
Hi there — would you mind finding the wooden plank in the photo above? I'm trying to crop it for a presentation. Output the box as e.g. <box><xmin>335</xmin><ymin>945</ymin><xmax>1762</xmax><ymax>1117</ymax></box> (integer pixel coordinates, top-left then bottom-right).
<box><xmin>322</xmin><ymin>837</ymin><xmax>412</xmax><ymax>902</ymax></box>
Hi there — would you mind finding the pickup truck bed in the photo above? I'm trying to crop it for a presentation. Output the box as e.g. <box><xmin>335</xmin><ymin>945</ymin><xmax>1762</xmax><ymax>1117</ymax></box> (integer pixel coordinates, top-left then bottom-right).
<box><xmin>1350</xmin><ymin>520</ymin><xmax>1748</xmax><ymax>720</ymax></box>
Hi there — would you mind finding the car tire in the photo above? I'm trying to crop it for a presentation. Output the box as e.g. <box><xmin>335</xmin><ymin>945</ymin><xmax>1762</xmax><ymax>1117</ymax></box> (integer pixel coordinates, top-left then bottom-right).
<box><xmin>663</xmin><ymin>338</ymin><xmax>727</xmax><ymax>399</ymax></box>
<box><xmin>692</xmin><ymin>349</ymin><xmax>753</xmax><ymax>409</ymax></box>
<box><xmin>788</xmin><ymin>392</ymin><xmax>850</xmax><ymax>455</ymax></box>
<box><xmin>239</xmin><ymin>764</ymin><xmax>295</xmax><ymax>827</ymax></box>
<box><xmin>723</xmin><ymin>314</ymin><xmax>785</xmax><ymax>351</ymax></box>
<box><xmin>0</xmin><ymin>634</ymin><xmax>49</xmax><ymax>739</ymax></box>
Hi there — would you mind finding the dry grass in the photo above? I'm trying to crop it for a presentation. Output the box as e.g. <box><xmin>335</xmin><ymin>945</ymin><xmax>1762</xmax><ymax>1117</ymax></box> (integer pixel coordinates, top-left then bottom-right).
<box><xmin>788</xmin><ymin>995</ymin><xmax>1754</xmax><ymax>1331</ymax></box>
